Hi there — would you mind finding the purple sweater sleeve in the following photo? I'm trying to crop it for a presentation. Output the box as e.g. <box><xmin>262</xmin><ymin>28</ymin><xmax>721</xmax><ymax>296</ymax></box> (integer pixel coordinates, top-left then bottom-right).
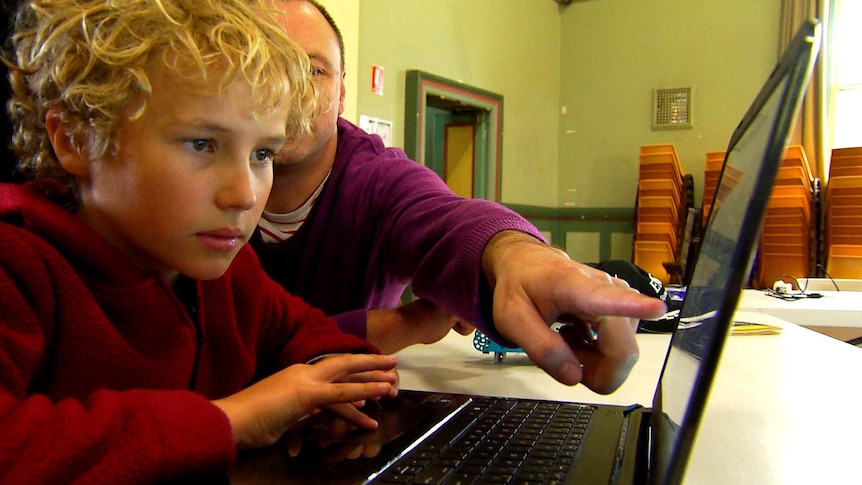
<box><xmin>330</xmin><ymin>120</ymin><xmax>546</xmax><ymax>342</ymax></box>
<box><xmin>253</xmin><ymin>120</ymin><xmax>547</xmax><ymax>345</ymax></box>
<box><xmin>334</xmin><ymin>309</ymin><xmax>370</xmax><ymax>340</ymax></box>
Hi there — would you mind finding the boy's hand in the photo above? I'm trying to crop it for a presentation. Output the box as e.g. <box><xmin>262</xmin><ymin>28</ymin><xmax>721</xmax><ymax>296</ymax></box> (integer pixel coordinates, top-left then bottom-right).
<box><xmin>212</xmin><ymin>354</ymin><xmax>398</xmax><ymax>449</ymax></box>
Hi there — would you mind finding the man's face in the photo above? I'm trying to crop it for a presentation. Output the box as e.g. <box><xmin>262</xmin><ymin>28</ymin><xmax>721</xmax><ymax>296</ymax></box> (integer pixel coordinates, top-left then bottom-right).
<box><xmin>275</xmin><ymin>1</ymin><xmax>345</xmax><ymax>167</ymax></box>
<box><xmin>74</xmin><ymin>67</ymin><xmax>289</xmax><ymax>282</ymax></box>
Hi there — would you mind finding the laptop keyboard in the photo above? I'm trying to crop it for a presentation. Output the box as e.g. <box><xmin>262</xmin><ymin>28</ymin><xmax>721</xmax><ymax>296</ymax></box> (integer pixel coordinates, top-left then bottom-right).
<box><xmin>374</xmin><ymin>397</ymin><xmax>594</xmax><ymax>484</ymax></box>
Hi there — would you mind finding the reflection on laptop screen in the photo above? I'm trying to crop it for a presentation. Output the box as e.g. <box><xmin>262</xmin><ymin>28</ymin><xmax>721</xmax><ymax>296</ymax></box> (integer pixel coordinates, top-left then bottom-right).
<box><xmin>648</xmin><ymin>20</ymin><xmax>820</xmax><ymax>485</ymax></box>
<box><xmin>663</xmin><ymin>74</ymin><xmax>788</xmax><ymax>420</ymax></box>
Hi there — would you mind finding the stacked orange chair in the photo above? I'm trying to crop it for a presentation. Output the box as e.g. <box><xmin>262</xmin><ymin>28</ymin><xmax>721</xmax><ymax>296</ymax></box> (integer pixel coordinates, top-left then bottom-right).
<box><xmin>755</xmin><ymin>145</ymin><xmax>815</xmax><ymax>288</ymax></box>
<box><xmin>634</xmin><ymin>144</ymin><xmax>685</xmax><ymax>284</ymax></box>
<box><xmin>824</xmin><ymin>146</ymin><xmax>862</xmax><ymax>278</ymax></box>
<box><xmin>701</xmin><ymin>151</ymin><xmax>726</xmax><ymax>226</ymax></box>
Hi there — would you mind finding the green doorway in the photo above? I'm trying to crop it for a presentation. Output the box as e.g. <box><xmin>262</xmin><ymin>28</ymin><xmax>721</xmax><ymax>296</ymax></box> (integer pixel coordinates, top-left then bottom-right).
<box><xmin>404</xmin><ymin>71</ymin><xmax>503</xmax><ymax>201</ymax></box>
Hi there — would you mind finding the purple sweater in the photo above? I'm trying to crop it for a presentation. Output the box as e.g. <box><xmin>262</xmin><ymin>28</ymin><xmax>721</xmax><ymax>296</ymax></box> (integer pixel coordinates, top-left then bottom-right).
<box><xmin>252</xmin><ymin>118</ymin><xmax>544</xmax><ymax>342</ymax></box>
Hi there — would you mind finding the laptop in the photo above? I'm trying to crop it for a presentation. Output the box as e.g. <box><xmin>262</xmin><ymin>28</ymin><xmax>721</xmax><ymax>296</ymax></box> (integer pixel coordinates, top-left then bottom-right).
<box><xmin>230</xmin><ymin>19</ymin><xmax>821</xmax><ymax>485</ymax></box>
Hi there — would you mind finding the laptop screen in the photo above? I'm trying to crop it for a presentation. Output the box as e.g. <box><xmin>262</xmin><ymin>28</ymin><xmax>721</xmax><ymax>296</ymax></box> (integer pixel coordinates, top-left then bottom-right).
<box><xmin>648</xmin><ymin>19</ymin><xmax>820</xmax><ymax>485</ymax></box>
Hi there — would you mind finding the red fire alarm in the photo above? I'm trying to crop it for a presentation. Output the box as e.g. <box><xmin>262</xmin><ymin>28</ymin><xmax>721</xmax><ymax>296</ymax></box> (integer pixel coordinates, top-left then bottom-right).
<box><xmin>371</xmin><ymin>65</ymin><xmax>384</xmax><ymax>96</ymax></box>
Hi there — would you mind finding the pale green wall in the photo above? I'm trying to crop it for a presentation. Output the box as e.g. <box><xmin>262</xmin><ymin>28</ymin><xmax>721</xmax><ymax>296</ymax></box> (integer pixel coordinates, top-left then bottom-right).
<box><xmin>355</xmin><ymin>0</ymin><xmax>563</xmax><ymax>207</ymax></box>
<box><xmin>329</xmin><ymin>0</ymin><xmax>781</xmax><ymax>210</ymax></box>
<box><xmin>559</xmin><ymin>0</ymin><xmax>781</xmax><ymax>208</ymax></box>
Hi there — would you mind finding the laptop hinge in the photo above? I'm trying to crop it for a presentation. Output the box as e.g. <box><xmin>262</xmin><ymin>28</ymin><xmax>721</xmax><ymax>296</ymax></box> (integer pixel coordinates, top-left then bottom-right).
<box><xmin>610</xmin><ymin>406</ymin><xmax>651</xmax><ymax>485</ymax></box>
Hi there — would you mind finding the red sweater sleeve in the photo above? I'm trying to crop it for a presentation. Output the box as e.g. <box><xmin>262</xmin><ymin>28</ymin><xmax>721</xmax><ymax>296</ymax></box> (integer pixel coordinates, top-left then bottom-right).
<box><xmin>0</xmin><ymin>233</ymin><xmax>237</xmax><ymax>484</ymax></box>
<box><xmin>223</xmin><ymin>247</ymin><xmax>380</xmax><ymax>369</ymax></box>
<box><xmin>0</xmin><ymin>184</ymin><xmax>378</xmax><ymax>483</ymax></box>
<box><xmin>0</xmin><ymin>390</ymin><xmax>234</xmax><ymax>484</ymax></box>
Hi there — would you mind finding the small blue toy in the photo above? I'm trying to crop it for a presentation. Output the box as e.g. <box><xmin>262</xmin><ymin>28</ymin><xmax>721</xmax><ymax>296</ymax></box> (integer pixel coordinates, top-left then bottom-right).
<box><xmin>472</xmin><ymin>331</ymin><xmax>525</xmax><ymax>362</ymax></box>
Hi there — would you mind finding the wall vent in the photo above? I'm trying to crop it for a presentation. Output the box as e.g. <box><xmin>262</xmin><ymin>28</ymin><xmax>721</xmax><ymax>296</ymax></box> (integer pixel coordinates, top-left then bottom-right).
<box><xmin>653</xmin><ymin>87</ymin><xmax>693</xmax><ymax>130</ymax></box>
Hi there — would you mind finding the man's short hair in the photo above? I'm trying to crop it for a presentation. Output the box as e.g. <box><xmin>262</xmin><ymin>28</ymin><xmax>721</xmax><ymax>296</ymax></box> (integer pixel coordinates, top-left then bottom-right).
<box><xmin>294</xmin><ymin>0</ymin><xmax>345</xmax><ymax>72</ymax></box>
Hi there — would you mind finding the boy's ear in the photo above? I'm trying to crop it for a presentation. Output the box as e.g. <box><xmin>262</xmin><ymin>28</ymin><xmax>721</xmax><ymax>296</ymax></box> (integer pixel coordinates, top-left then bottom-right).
<box><xmin>45</xmin><ymin>108</ymin><xmax>90</xmax><ymax>177</ymax></box>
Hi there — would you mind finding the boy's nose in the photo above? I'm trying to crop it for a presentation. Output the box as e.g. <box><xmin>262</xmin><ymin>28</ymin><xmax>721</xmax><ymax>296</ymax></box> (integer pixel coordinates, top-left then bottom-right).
<box><xmin>216</xmin><ymin>162</ymin><xmax>258</xmax><ymax>211</ymax></box>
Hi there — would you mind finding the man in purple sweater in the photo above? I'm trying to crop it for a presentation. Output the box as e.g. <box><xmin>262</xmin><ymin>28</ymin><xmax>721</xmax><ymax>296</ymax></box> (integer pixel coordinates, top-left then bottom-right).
<box><xmin>251</xmin><ymin>0</ymin><xmax>667</xmax><ymax>394</ymax></box>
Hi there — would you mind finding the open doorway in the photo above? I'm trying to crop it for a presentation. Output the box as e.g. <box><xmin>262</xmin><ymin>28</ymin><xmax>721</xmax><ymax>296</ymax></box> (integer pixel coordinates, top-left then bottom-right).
<box><xmin>404</xmin><ymin>71</ymin><xmax>503</xmax><ymax>201</ymax></box>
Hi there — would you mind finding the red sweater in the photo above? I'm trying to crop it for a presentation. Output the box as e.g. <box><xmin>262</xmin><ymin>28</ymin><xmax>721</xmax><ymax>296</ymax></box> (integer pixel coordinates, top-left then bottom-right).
<box><xmin>0</xmin><ymin>181</ymin><xmax>379</xmax><ymax>484</ymax></box>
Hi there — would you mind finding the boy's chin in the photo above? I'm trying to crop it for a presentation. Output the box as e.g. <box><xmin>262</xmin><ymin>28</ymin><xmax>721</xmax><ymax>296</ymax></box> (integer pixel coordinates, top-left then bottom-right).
<box><xmin>181</xmin><ymin>258</ymin><xmax>234</xmax><ymax>281</ymax></box>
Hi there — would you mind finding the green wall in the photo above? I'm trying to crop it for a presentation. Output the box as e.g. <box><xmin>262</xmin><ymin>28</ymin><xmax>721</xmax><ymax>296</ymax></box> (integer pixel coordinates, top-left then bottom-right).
<box><xmin>559</xmin><ymin>0</ymin><xmax>781</xmax><ymax>209</ymax></box>
<box><xmin>350</xmin><ymin>0</ymin><xmax>781</xmax><ymax>210</ymax></box>
<box><xmin>356</xmin><ymin>0</ymin><xmax>563</xmax><ymax>207</ymax></box>
<box><xmin>506</xmin><ymin>204</ymin><xmax>636</xmax><ymax>263</ymax></box>
<box><xmin>321</xmin><ymin>0</ymin><xmax>783</xmax><ymax>262</ymax></box>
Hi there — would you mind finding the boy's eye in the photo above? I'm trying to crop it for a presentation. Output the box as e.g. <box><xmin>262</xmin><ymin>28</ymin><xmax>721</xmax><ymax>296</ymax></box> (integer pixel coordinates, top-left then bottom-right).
<box><xmin>310</xmin><ymin>66</ymin><xmax>325</xmax><ymax>76</ymax></box>
<box><xmin>251</xmin><ymin>149</ymin><xmax>276</xmax><ymax>165</ymax></box>
<box><xmin>187</xmin><ymin>139</ymin><xmax>213</xmax><ymax>152</ymax></box>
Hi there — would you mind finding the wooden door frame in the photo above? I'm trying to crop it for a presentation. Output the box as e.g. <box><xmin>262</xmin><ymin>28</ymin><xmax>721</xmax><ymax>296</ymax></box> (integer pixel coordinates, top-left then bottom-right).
<box><xmin>404</xmin><ymin>70</ymin><xmax>504</xmax><ymax>201</ymax></box>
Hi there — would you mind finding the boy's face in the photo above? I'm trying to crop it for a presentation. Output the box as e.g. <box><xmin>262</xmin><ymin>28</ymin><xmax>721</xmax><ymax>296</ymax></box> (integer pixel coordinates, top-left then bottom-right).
<box><xmin>74</xmin><ymin>68</ymin><xmax>289</xmax><ymax>282</ymax></box>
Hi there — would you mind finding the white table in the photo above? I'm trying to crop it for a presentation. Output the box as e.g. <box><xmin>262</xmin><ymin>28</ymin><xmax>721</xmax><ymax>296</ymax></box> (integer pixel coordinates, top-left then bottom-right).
<box><xmin>396</xmin><ymin>311</ymin><xmax>862</xmax><ymax>485</ymax></box>
<box><xmin>737</xmin><ymin>288</ymin><xmax>862</xmax><ymax>341</ymax></box>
